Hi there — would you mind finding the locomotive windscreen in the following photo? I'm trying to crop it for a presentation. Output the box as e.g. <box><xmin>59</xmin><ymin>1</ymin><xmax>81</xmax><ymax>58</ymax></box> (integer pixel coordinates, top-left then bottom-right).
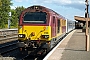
<box><xmin>23</xmin><ymin>12</ymin><xmax>47</xmax><ymax>24</ymax></box>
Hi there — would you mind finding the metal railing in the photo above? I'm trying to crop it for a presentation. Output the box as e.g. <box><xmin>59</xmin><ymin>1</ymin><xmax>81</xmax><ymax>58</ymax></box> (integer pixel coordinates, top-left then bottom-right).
<box><xmin>0</xmin><ymin>29</ymin><xmax>18</xmax><ymax>38</ymax></box>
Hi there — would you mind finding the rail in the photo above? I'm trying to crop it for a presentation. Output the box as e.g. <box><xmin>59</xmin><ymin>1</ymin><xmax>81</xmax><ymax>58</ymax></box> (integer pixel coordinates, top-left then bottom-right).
<box><xmin>0</xmin><ymin>40</ymin><xmax>18</xmax><ymax>56</ymax></box>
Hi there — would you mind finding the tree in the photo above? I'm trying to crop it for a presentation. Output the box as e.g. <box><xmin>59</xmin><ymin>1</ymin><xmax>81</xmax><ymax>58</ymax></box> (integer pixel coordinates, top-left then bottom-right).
<box><xmin>15</xmin><ymin>6</ymin><xmax>25</xmax><ymax>17</ymax></box>
<box><xmin>10</xmin><ymin>9</ymin><xmax>18</xmax><ymax>28</ymax></box>
<box><xmin>10</xmin><ymin>6</ymin><xmax>25</xmax><ymax>28</ymax></box>
<box><xmin>0</xmin><ymin>0</ymin><xmax>25</xmax><ymax>28</ymax></box>
<box><xmin>0</xmin><ymin>0</ymin><xmax>2</xmax><ymax>6</ymax></box>
<box><xmin>0</xmin><ymin>0</ymin><xmax>12</xmax><ymax>28</ymax></box>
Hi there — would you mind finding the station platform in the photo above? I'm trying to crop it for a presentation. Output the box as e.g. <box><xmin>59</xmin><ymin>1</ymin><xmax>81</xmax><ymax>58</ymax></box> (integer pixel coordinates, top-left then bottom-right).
<box><xmin>44</xmin><ymin>29</ymin><xmax>90</xmax><ymax>60</ymax></box>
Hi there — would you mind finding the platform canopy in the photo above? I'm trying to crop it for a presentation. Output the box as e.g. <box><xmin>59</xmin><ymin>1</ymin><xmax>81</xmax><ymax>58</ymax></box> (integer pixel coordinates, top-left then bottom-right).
<box><xmin>74</xmin><ymin>16</ymin><xmax>90</xmax><ymax>21</ymax></box>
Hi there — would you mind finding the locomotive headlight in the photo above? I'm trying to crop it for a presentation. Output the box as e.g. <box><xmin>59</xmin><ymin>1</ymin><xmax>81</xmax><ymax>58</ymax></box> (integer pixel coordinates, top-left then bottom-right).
<box><xmin>19</xmin><ymin>35</ymin><xmax>23</xmax><ymax>37</ymax></box>
<box><xmin>18</xmin><ymin>34</ymin><xmax>25</xmax><ymax>38</ymax></box>
<box><xmin>42</xmin><ymin>35</ymin><xmax>49</xmax><ymax>39</ymax></box>
<box><xmin>45</xmin><ymin>35</ymin><xmax>49</xmax><ymax>38</ymax></box>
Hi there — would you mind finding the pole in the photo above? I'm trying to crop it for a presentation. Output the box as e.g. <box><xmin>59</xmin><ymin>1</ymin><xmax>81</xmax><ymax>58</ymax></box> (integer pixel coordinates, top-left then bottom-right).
<box><xmin>86</xmin><ymin>14</ymin><xmax>89</xmax><ymax>51</ymax></box>
<box><xmin>8</xmin><ymin>12</ymin><xmax>11</xmax><ymax>29</ymax></box>
<box><xmin>85</xmin><ymin>0</ymin><xmax>89</xmax><ymax>51</ymax></box>
<box><xmin>8</xmin><ymin>20</ymin><xmax>10</xmax><ymax>29</ymax></box>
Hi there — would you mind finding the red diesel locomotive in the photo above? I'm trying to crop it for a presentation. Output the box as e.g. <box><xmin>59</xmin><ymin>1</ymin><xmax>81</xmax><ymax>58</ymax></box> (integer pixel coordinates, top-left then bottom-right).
<box><xmin>17</xmin><ymin>5</ymin><xmax>74</xmax><ymax>53</ymax></box>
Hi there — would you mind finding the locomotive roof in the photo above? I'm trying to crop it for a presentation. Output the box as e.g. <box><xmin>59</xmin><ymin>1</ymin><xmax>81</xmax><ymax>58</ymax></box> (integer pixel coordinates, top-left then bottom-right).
<box><xmin>25</xmin><ymin>5</ymin><xmax>66</xmax><ymax>20</ymax></box>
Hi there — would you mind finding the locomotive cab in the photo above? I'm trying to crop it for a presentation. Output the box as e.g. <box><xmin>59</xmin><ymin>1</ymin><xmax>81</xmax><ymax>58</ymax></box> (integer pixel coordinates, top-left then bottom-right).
<box><xmin>18</xmin><ymin>12</ymin><xmax>51</xmax><ymax>41</ymax></box>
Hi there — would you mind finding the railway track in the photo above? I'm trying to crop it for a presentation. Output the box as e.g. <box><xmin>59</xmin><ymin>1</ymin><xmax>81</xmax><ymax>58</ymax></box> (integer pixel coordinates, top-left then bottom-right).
<box><xmin>0</xmin><ymin>29</ymin><xmax>27</xmax><ymax>60</ymax></box>
<box><xmin>0</xmin><ymin>29</ymin><xmax>30</xmax><ymax>60</ymax></box>
<box><xmin>0</xmin><ymin>29</ymin><xmax>69</xmax><ymax>60</ymax></box>
<box><xmin>0</xmin><ymin>36</ymin><xmax>18</xmax><ymax>44</ymax></box>
<box><xmin>0</xmin><ymin>33</ymin><xmax>65</xmax><ymax>60</ymax></box>
<box><xmin>0</xmin><ymin>29</ymin><xmax>18</xmax><ymax>60</ymax></box>
<box><xmin>21</xmin><ymin>34</ymin><xmax>67</xmax><ymax>60</ymax></box>
<box><xmin>20</xmin><ymin>49</ymin><xmax>46</xmax><ymax>60</ymax></box>
<box><xmin>0</xmin><ymin>40</ymin><xmax>18</xmax><ymax>56</ymax></box>
<box><xmin>0</xmin><ymin>40</ymin><xmax>31</xmax><ymax>60</ymax></box>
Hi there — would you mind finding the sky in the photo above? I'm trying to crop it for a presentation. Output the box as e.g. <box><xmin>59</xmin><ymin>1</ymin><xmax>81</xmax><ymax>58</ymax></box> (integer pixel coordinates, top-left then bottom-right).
<box><xmin>11</xmin><ymin>0</ymin><xmax>90</xmax><ymax>21</ymax></box>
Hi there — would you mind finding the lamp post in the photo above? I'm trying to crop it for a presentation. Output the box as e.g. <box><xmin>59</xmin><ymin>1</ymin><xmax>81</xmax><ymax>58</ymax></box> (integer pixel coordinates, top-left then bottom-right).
<box><xmin>85</xmin><ymin>0</ymin><xmax>89</xmax><ymax>51</ymax></box>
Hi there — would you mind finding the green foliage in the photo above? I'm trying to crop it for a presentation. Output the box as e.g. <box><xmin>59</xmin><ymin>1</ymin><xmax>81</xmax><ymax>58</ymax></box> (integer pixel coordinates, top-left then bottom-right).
<box><xmin>0</xmin><ymin>0</ymin><xmax>2</xmax><ymax>7</ymax></box>
<box><xmin>0</xmin><ymin>0</ymin><xmax>12</xmax><ymax>28</ymax></box>
<box><xmin>10</xmin><ymin>9</ymin><xmax>18</xmax><ymax>28</ymax></box>
<box><xmin>15</xmin><ymin>6</ymin><xmax>25</xmax><ymax>17</ymax></box>
<box><xmin>0</xmin><ymin>0</ymin><xmax>25</xmax><ymax>28</ymax></box>
<box><xmin>10</xmin><ymin>6</ymin><xmax>25</xmax><ymax>28</ymax></box>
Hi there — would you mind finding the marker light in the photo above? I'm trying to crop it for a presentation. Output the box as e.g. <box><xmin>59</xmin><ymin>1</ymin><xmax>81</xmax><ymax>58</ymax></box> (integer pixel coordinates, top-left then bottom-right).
<box><xmin>35</xmin><ymin>7</ymin><xmax>38</xmax><ymax>9</ymax></box>
<box><xmin>43</xmin><ymin>26</ymin><xmax>46</xmax><ymax>30</ymax></box>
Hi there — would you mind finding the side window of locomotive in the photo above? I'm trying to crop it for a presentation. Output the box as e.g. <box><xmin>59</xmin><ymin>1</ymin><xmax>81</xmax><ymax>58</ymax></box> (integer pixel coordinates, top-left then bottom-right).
<box><xmin>57</xmin><ymin>20</ymin><xmax>60</xmax><ymax>33</ymax></box>
<box><xmin>23</xmin><ymin>12</ymin><xmax>47</xmax><ymax>24</ymax></box>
